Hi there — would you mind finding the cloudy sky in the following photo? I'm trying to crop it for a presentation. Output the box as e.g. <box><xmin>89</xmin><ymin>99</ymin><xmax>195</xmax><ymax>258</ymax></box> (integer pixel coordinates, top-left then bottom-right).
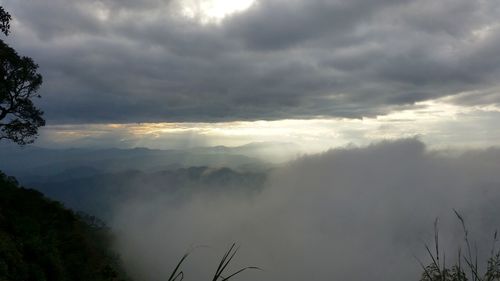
<box><xmin>1</xmin><ymin>0</ymin><xmax>500</xmax><ymax>150</ymax></box>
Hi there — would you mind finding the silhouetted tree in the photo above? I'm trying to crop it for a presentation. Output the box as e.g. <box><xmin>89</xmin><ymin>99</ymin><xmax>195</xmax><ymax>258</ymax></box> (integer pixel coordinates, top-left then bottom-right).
<box><xmin>0</xmin><ymin>6</ymin><xmax>45</xmax><ymax>145</ymax></box>
<box><xmin>0</xmin><ymin>171</ymin><xmax>130</xmax><ymax>281</ymax></box>
<box><xmin>0</xmin><ymin>7</ymin><xmax>11</xmax><ymax>36</ymax></box>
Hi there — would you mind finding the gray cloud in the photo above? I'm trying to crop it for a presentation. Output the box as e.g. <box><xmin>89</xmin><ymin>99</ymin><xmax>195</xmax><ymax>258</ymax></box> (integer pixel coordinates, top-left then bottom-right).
<box><xmin>112</xmin><ymin>139</ymin><xmax>500</xmax><ymax>281</ymax></box>
<box><xmin>2</xmin><ymin>0</ymin><xmax>500</xmax><ymax>123</ymax></box>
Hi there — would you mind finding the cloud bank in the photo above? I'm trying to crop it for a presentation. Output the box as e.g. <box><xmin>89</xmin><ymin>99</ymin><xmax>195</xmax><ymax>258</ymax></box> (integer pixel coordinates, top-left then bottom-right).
<box><xmin>2</xmin><ymin>0</ymin><xmax>500</xmax><ymax>123</ymax></box>
<box><xmin>112</xmin><ymin>139</ymin><xmax>500</xmax><ymax>281</ymax></box>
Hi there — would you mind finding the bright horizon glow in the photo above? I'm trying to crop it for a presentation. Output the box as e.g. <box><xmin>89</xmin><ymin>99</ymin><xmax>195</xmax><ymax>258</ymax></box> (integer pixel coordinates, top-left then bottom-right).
<box><xmin>179</xmin><ymin>0</ymin><xmax>256</xmax><ymax>23</ymax></box>
<box><xmin>30</xmin><ymin>99</ymin><xmax>500</xmax><ymax>159</ymax></box>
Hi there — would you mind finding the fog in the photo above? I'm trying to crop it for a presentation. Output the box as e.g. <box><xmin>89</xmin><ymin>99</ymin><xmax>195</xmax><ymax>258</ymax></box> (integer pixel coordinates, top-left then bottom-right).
<box><xmin>112</xmin><ymin>139</ymin><xmax>500</xmax><ymax>281</ymax></box>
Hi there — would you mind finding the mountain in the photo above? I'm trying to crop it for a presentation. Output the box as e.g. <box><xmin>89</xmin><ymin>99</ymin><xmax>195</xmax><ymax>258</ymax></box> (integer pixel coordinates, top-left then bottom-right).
<box><xmin>27</xmin><ymin>166</ymin><xmax>267</xmax><ymax>220</ymax></box>
<box><xmin>0</xmin><ymin>172</ymin><xmax>129</xmax><ymax>281</ymax></box>
<box><xmin>191</xmin><ymin>141</ymin><xmax>302</xmax><ymax>163</ymax></box>
<box><xmin>0</xmin><ymin>145</ymin><xmax>271</xmax><ymax>185</ymax></box>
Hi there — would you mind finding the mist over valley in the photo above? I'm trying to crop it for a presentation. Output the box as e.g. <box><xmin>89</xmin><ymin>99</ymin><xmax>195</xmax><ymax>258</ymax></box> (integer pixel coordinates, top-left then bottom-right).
<box><xmin>2</xmin><ymin>0</ymin><xmax>500</xmax><ymax>280</ymax></box>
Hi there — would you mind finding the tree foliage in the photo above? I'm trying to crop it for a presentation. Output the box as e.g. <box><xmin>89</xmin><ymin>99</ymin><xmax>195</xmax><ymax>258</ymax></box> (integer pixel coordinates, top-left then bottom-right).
<box><xmin>0</xmin><ymin>171</ymin><xmax>130</xmax><ymax>281</ymax></box>
<box><xmin>0</xmin><ymin>6</ymin><xmax>45</xmax><ymax>145</ymax></box>
<box><xmin>0</xmin><ymin>7</ymin><xmax>11</xmax><ymax>36</ymax></box>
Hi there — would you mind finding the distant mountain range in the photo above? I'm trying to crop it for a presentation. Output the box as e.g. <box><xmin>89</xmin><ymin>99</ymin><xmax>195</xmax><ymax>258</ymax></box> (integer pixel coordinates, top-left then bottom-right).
<box><xmin>28</xmin><ymin>166</ymin><xmax>267</xmax><ymax>220</ymax></box>
<box><xmin>0</xmin><ymin>142</ymin><xmax>293</xmax><ymax>181</ymax></box>
<box><xmin>0</xmin><ymin>144</ymin><xmax>282</xmax><ymax>220</ymax></box>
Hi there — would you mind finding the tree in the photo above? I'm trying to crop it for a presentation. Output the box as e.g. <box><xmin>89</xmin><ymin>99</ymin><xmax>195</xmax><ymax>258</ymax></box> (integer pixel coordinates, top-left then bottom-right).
<box><xmin>0</xmin><ymin>6</ymin><xmax>45</xmax><ymax>145</ymax></box>
<box><xmin>0</xmin><ymin>7</ymin><xmax>11</xmax><ymax>36</ymax></box>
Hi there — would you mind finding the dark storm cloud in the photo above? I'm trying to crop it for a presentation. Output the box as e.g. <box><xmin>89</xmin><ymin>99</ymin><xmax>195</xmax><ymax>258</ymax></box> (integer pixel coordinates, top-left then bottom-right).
<box><xmin>225</xmin><ymin>0</ymin><xmax>412</xmax><ymax>50</ymax></box>
<box><xmin>2</xmin><ymin>0</ymin><xmax>500</xmax><ymax>123</ymax></box>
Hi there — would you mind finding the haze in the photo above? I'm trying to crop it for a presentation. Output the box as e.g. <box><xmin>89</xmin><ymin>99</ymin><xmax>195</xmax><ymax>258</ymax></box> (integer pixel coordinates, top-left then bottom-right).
<box><xmin>1</xmin><ymin>0</ymin><xmax>500</xmax><ymax>280</ymax></box>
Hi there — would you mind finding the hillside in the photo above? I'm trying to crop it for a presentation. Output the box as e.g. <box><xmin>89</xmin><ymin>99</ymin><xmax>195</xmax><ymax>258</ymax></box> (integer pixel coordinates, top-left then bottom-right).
<box><xmin>0</xmin><ymin>145</ymin><xmax>272</xmax><ymax>184</ymax></box>
<box><xmin>15</xmin><ymin>166</ymin><xmax>266</xmax><ymax>221</ymax></box>
<box><xmin>0</xmin><ymin>172</ymin><xmax>129</xmax><ymax>281</ymax></box>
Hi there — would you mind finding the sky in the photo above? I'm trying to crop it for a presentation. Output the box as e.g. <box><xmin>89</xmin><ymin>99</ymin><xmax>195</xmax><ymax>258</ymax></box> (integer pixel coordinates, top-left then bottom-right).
<box><xmin>2</xmin><ymin>3</ymin><xmax>500</xmax><ymax>280</ymax></box>
<box><xmin>1</xmin><ymin>0</ymin><xmax>500</xmax><ymax>151</ymax></box>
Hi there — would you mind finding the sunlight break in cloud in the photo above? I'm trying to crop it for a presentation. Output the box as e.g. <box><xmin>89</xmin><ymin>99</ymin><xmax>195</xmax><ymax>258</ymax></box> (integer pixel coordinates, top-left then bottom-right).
<box><xmin>33</xmin><ymin>99</ymin><xmax>500</xmax><ymax>155</ymax></box>
<box><xmin>179</xmin><ymin>0</ymin><xmax>256</xmax><ymax>23</ymax></box>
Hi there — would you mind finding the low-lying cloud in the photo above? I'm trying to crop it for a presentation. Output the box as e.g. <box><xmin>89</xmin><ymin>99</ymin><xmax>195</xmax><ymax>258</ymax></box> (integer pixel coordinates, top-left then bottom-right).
<box><xmin>112</xmin><ymin>139</ymin><xmax>500</xmax><ymax>281</ymax></box>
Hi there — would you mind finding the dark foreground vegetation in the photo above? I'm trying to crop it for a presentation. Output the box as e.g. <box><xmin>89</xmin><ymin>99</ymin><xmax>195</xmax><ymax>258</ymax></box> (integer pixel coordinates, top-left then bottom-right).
<box><xmin>2</xmin><ymin>167</ymin><xmax>500</xmax><ymax>281</ymax></box>
<box><xmin>419</xmin><ymin>214</ymin><xmax>500</xmax><ymax>281</ymax></box>
<box><xmin>0</xmin><ymin>171</ymin><xmax>129</xmax><ymax>281</ymax></box>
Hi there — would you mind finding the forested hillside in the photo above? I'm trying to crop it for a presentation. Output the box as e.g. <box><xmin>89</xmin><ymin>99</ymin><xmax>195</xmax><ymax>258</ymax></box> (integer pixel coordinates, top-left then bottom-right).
<box><xmin>0</xmin><ymin>172</ymin><xmax>129</xmax><ymax>281</ymax></box>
